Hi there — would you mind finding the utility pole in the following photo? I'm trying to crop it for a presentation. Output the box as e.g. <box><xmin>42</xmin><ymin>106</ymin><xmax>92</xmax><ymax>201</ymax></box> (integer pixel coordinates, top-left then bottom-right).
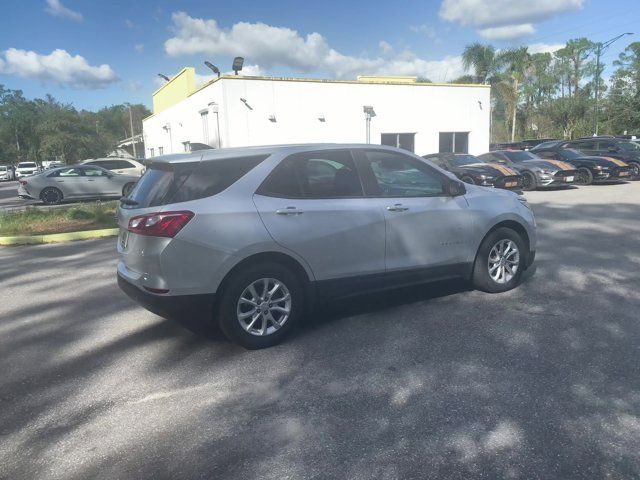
<box><xmin>128</xmin><ymin>106</ymin><xmax>137</xmax><ymax>158</ymax></box>
<box><xmin>592</xmin><ymin>32</ymin><xmax>633</xmax><ymax>136</ymax></box>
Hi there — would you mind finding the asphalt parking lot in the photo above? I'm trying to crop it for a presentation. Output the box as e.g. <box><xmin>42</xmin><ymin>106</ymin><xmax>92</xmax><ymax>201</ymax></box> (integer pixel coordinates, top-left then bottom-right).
<box><xmin>1</xmin><ymin>182</ymin><xmax>639</xmax><ymax>479</ymax></box>
<box><xmin>0</xmin><ymin>180</ymin><xmax>38</xmax><ymax>211</ymax></box>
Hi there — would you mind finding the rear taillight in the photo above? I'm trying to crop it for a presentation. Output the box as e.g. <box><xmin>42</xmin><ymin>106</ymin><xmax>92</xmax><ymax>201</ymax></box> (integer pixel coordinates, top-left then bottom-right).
<box><xmin>127</xmin><ymin>211</ymin><xmax>194</xmax><ymax>238</ymax></box>
<box><xmin>19</xmin><ymin>180</ymin><xmax>27</xmax><ymax>185</ymax></box>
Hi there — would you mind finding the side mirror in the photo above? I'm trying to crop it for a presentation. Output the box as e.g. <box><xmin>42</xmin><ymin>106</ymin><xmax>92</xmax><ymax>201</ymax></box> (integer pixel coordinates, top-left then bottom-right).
<box><xmin>447</xmin><ymin>180</ymin><xmax>466</xmax><ymax>197</ymax></box>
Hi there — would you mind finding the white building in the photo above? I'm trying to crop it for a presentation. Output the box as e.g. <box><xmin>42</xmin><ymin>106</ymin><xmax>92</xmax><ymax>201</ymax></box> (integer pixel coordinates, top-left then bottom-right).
<box><xmin>143</xmin><ymin>68</ymin><xmax>490</xmax><ymax>158</ymax></box>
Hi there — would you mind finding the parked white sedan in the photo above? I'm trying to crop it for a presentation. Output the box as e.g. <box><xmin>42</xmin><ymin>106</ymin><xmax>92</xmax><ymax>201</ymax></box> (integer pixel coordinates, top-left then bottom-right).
<box><xmin>82</xmin><ymin>158</ymin><xmax>145</xmax><ymax>177</ymax></box>
<box><xmin>18</xmin><ymin>165</ymin><xmax>138</xmax><ymax>205</ymax></box>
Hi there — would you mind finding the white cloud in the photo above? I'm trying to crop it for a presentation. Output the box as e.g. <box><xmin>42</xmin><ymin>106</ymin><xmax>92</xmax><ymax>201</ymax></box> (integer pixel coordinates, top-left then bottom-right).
<box><xmin>528</xmin><ymin>42</ymin><xmax>564</xmax><ymax>54</ymax></box>
<box><xmin>164</xmin><ymin>12</ymin><xmax>465</xmax><ymax>81</ymax></box>
<box><xmin>478</xmin><ymin>24</ymin><xmax>536</xmax><ymax>40</ymax></box>
<box><xmin>44</xmin><ymin>0</ymin><xmax>83</xmax><ymax>22</ymax></box>
<box><xmin>410</xmin><ymin>24</ymin><xmax>437</xmax><ymax>40</ymax></box>
<box><xmin>440</xmin><ymin>0</ymin><xmax>583</xmax><ymax>40</ymax></box>
<box><xmin>379</xmin><ymin>41</ymin><xmax>393</xmax><ymax>54</ymax></box>
<box><xmin>127</xmin><ymin>80</ymin><xmax>142</xmax><ymax>92</ymax></box>
<box><xmin>124</xmin><ymin>19</ymin><xmax>136</xmax><ymax>29</ymax></box>
<box><xmin>0</xmin><ymin>48</ymin><xmax>118</xmax><ymax>89</ymax></box>
<box><xmin>134</xmin><ymin>44</ymin><xmax>144</xmax><ymax>53</ymax></box>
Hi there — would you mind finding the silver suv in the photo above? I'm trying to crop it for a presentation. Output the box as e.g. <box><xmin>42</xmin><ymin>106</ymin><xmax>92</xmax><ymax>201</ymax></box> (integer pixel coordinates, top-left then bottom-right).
<box><xmin>117</xmin><ymin>144</ymin><xmax>536</xmax><ymax>349</ymax></box>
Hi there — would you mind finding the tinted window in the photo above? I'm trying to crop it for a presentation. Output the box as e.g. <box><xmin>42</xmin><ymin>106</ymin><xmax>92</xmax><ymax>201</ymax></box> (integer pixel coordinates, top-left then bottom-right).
<box><xmin>449</xmin><ymin>155</ymin><xmax>484</xmax><ymax>166</ymax></box>
<box><xmin>503</xmin><ymin>151</ymin><xmax>538</xmax><ymax>162</ymax></box>
<box><xmin>259</xmin><ymin>150</ymin><xmax>363</xmax><ymax>198</ymax></box>
<box><xmin>112</xmin><ymin>160</ymin><xmax>135</xmax><ymax>169</ymax></box>
<box><xmin>571</xmin><ymin>140</ymin><xmax>595</xmax><ymax>150</ymax></box>
<box><xmin>18</xmin><ymin>162</ymin><xmax>37</xmax><ymax>168</ymax></box>
<box><xmin>536</xmin><ymin>151</ymin><xmax>558</xmax><ymax>160</ymax></box>
<box><xmin>597</xmin><ymin>140</ymin><xmax>616</xmax><ymax>150</ymax></box>
<box><xmin>127</xmin><ymin>155</ymin><xmax>267</xmax><ymax>208</ymax></box>
<box><xmin>361</xmin><ymin>151</ymin><xmax>444</xmax><ymax>197</ymax></box>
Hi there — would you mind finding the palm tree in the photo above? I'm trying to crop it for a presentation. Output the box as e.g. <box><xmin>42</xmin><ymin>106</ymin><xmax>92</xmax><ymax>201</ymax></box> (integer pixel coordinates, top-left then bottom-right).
<box><xmin>462</xmin><ymin>43</ymin><xmax>498</xmax><ymax>84</ymax></box>
<box><xmin>496</xmin><ymin>47</ymin><xmax>531</xmax><ymax>142</ymax></box>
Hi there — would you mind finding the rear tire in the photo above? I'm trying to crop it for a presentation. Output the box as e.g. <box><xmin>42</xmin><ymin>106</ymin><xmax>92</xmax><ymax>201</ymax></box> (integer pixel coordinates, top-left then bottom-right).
<box><xmin>40</xmin><ymin>187</ymin><xmax>63</xmax><ymax>205</ymax></box>
<box><xmin>216</xmin><ymin>262</ymin><xmax>304</xmax><ymax>349</ymax></box>
<box><xmin>576</xmin><ymin>167</ymin><xmax>593</xmax><ymax>185</ymax></box>
<box><xmin>472</xmin><ymin>227</ymin><xmax>527</xmax><ymax>293</ymax></box>
<box><xmin>628</xmin><ymin>162</ymin><xmax>640</xmax><ymax>180</ymax></box>
<box><xmin>521</xmin><ymin>171</ymin><xmax>537</xmax><ymax>191</ymax></box>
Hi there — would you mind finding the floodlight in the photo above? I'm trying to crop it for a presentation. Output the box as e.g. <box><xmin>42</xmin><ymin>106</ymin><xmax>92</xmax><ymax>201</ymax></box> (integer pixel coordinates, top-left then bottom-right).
<box><xmin>157</xmin><ymin>74</ymin><xmax>170</xmax><ymax>82</ymax></box>
<box><xmin>232</xmin><ymin>57</ymin><xmax>244</xmax><ymax>75</ymax></box>
<box><xmin>204</xmin><ymin>61</ymin><xmax>220</xmax><ymax>77</ymax></box>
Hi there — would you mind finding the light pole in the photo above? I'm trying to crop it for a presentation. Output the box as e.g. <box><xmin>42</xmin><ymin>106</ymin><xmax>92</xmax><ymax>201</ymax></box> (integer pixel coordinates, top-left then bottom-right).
<box><xmin>363</xmin><ymin>106</ymin><xmax>376</xmax><ymax>143</ymax></box>
<box><xmin>593</xmin><ymin>32</ymin><xmax>633</xmax><ymax>136</ymax></box>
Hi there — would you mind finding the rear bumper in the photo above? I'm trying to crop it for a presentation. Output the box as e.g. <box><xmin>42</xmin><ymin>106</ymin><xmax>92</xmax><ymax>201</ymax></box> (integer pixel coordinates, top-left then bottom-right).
<box><xmin>117</xmin><ymin>273</ymin><xmax>214</xmax><ymax>320</ymax></box>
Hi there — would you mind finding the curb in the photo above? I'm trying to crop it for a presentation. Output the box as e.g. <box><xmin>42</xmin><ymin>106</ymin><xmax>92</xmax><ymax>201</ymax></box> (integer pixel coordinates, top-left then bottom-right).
<box><xmin>0</xmin><ymin>228</ymin><xmax>119</xmax><ymax>246</ymax></box>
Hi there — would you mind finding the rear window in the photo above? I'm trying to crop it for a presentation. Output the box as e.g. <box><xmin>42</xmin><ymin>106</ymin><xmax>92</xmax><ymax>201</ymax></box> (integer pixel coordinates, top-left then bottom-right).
<box><xmin>125</xmin><ymin>155</ymin><xmax>268</xmax><ymax>208</ymax></box>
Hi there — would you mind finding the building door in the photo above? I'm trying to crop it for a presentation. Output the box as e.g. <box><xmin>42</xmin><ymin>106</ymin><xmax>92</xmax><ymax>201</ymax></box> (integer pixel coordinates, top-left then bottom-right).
<box><xmin>381</xmin><ymin>133</ymin><xmax>416</xmax><ymax>153</ymax></box>
<box><xmin>439</xmin><ymin>132</ymin><xmax>469</xmax><ymax>153</ymax></box>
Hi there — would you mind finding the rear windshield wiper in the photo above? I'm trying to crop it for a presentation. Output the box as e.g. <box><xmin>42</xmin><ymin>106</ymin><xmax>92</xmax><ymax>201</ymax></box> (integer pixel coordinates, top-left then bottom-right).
<box><xmin>120</xmin><ymin>197</ymin><xmax>138</xmax><ymax>206</ymax></box>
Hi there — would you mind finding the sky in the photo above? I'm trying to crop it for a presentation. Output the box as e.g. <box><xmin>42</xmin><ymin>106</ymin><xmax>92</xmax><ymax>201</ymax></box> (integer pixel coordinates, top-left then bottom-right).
<box><xmin>0</xmin><ymin>0</ymin><xmax>639</xmax><ymax>111</ymax></box>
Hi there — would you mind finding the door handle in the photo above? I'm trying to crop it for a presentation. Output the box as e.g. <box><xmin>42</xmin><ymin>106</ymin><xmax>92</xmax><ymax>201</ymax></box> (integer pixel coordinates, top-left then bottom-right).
<box><xmin>386</xmin><ymin>204</ymin><xmax>409</xmax><ymax>212</ymax></box>
<box><xmin>276</xmin><ymin>207</ymin><xmax>304</xmax><ymax>215</ymax></box>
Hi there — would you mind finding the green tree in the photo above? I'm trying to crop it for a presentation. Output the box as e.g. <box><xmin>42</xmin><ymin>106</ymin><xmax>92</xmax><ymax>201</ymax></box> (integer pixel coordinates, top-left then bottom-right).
<box><xmin>462</xmin><ymin>43</ymin><xmax>499</xmax><ymax>84</ymax></box>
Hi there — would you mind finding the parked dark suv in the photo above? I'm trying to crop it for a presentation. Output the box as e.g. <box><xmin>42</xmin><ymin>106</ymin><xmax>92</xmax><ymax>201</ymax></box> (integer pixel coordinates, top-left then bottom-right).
<box><xmin>561</xmin><ymin>137</ymin><xmax>640</xmax><ymax>179</ymax></box>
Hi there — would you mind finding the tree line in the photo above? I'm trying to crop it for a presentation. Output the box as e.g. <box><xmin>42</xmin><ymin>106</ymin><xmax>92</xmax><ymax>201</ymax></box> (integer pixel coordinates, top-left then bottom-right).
<box><xmin>0</xmin><ymin>85</ymin><xmax>150</xmax><ymax>165</ymax></box>
<box><xmin>458</xmin><ymin>39</ymin><xmax>640</xmax><ymax>143</ymax></box>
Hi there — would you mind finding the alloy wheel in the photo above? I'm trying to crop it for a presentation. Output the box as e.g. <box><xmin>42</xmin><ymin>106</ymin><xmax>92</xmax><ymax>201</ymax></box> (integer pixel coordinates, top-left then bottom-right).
<box><xmin>42</xmin><ymin>188</ymin><xmax>61</xmax><ymax>204</ymax></box>
<box><xmin>487</xmin><ymin>239</ymin><xmax>520</xmax><ymax>284</ymax></box>
<box><xmin>236</xmin><ymin>278</ymin><xmax>292</xmax><ymax>336</ymax></box>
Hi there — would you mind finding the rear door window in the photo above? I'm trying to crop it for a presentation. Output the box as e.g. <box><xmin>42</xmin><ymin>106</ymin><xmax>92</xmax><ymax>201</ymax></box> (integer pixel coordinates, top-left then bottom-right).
<box><xmin>126</xmin><ymin>155</ymin><xmax>267</xmax><ymax>208</ymax></box>
<box><xmin>257</xmin><ymin>150</ymin><xmax>363</xmax><ymax>198</ymax></box>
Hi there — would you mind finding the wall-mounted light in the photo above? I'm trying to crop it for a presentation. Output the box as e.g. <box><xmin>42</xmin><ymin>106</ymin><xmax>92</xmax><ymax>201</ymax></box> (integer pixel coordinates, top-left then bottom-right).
<box><xmin>240</xmin><ymin>98</ymin><xmax>253</xmax><ymax>110</ymax></box>
<box><xmin>478</xmin><ymin>100</ymin><xmax>483</xmax><ymax>110</ymax></box>
<box><xmin>158</xmin><ymin>74</ymin><xmax>170</xmax><ymax>82</ymax></box>
<box><xmin>268</xmin><ymin>115</ymin><xmax>277</xmax><ymax>123</ymax></box>
<box><xmin>318</xmin><ymin>115</ymin><xmax>326</xmax><ymax>122</ymax></box>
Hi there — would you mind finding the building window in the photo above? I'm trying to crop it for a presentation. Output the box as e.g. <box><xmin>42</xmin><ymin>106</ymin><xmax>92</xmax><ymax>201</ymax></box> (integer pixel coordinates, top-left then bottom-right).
<box><xmin>201</xmin><ymin>111</ymin><xmax>210</xmax><ymax>145</ymax></box>
<box><xmin>380</xmin><ymin>133</ymin><xmax>416</xmax><ymax>153</ymax></box>
<box><xmin>149</xmin><ymin>148</ymin><xmax>155</xmax><ymax>157</ymax></box>
<box><xmin>439</xmin><ymin>132</ymin><xmax>469</xmax><ymax>153</ymax></box>
<box><xmin>183</xmin><ymin>141</ymin><xmax>191</xmax><ymax>153</ymax></box>
<box><xmin>158</xmin><ymin>147</ymin><xmax>164</xmax><ymax>155</ymax></box>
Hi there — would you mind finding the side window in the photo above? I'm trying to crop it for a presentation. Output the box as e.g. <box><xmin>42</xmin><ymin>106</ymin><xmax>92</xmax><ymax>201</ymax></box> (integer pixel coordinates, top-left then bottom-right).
<box><xmin>482</xmin><ymin>153</ymin><xmax>503</xmax><ymax>163</ymax></box>
<box><xmin>359</xmin><ymin>151</ymin><xmax>445</xmax><ymax>197</ymax></box>
<box><xmin>597</xmin><ymin>140</ymin><xmax>615</xmax><ymax>151</ymax></box>
<box><xmin>258</xmin><ymin>157</ymin><xmax>302</xmax><ymax>198</ymax></box>
<box><xmin>258</xmin><ymin>151</ymin><xmax>363</xmax><ymax>198</ymax></box>
<box><xmin>83</xmin><ymin>167</ymin><xmax>108</xmax><ymax>177</ymax></box>
<box><xmin>537</xmin><ymin>151</ymin><xmax>557</xmax><ymax>160</ymax></box>
<box><xmin>572</xmin><ymin>140</ymin><xmax>595</xmax><ymax>150</ymax></box>
<box><xmin>299</xmin><ymin>151</ymin><xmax>362</xmax><ymax>198</ymax></box>
<box><xmin>49</xmin><ymin>167</ymin><xmax>82</xmax><ymax>177</ymax></box>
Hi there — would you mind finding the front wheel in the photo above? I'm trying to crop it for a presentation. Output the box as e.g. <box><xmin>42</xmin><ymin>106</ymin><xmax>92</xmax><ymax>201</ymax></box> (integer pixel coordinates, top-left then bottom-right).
<box><xmin>521</xmin><ymin>171</ymin><xmax>537</xmax><ymax>191</ymax></box>
<box><xmin>628</xmin><ymin>162</ymin><xmax>640</xmax><ymax>180</ymax></box>
<box><xmin>575</xmin><ymin>167</ymin><xmax>593</xmax><ymax>185</ymax></box>
<box><xmin>40</xmin><ymin>187</ymin><xmax>63</xmax><ymax>205</ymax></box>
<box><xmin>217</xmin><ymin>262</ymin><xmax>304</xmax><ymax>349</ymax></box>
<box><xmin>472</xmin><ymin>227</ymin><xmax>527</xmax><ymax>293</ymax></box>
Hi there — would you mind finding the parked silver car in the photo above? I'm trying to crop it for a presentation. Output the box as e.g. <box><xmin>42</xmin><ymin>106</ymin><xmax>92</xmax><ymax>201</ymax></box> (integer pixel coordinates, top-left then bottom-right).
<box><xmin>18</xmin><ymin>165</ymin><xmax>138</xmax><ymax>205</ymax></box>
<box><xmin>117</xmin><ymin>144</ymin><xmax>537</xmax><ymax>349</ymax></box>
